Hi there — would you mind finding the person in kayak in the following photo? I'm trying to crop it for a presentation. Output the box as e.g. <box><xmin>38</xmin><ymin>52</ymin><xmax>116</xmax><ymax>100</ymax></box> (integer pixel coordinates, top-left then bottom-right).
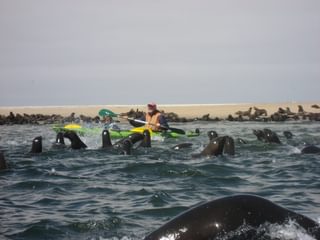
<box><xmin>128</xmin><ymin>103</ymin><xmax>169</xmax><ymax>132</ymax></box>
<box><xmin>102</xmin><ymin>115</ymin><xmax>120</xmax><ymax>131</ymax></box>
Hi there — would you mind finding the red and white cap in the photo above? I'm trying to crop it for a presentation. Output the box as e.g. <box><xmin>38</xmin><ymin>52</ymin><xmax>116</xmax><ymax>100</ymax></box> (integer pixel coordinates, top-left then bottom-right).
<box><xmin>147</xmin><ymin>102</ymin><xmax>157</xmax><ymax>109</ymax></box>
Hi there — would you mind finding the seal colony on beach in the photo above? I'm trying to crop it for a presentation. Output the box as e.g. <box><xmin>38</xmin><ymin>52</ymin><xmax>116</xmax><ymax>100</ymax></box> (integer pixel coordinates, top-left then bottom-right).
<box><xmin>1</xmin><ymin>103</ymin><xmax>320</xmax><ymax>125</ymax></box>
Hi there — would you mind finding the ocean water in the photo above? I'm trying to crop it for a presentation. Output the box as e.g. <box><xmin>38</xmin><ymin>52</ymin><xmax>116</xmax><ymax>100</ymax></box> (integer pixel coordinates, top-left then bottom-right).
<box><xmin>0</xmin><ymin>121</ymin><xmax>320</xmax><ymax>240</ymax></box>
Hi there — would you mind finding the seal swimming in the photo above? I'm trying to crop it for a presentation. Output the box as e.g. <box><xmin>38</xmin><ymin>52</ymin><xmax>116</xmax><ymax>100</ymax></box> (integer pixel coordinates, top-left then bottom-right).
<box><xmin>30</xmin><ymin>136</ymin><xmax>42</xmax><ymax>153</ymax></box>
<box><xmin>55</xmin><ymin>132</ymin><xmax>65</xmax><ymax>145</ymax></box>
<box><xmin>139</xmin><ymin>129</ymin><xmax>151</xmax><ymax>148</ymax></box>
<box><xmin>253</xmin><ymin>129</ymin><xmax>281</xmax><ymax>144</ymax></box>
<box><xmin>144</xmin><ymin>195</ymin><xmax>320</xmax><ymax>240</ymax></box>
<box><xmin>172</xmin><ymin>143</ymin><xmax>193</xmax><ymax>150</ymax></box>
<box><xmin>113</xmin><ymin>132</ymin><xmax>144</xmax><ymax>154</ymax></box>
<box><xmin>301</xmin><ymin>145</ymin><xmax>320</xmax><ymax>154</ymax></box>
<box><xmin>283</xmin><ymin>131</ymin><xmax>294</xmax><ymax>139</ymax></box>
<box><xmin>192</xmin><ymin>136</ymin><xmax>235</xmax><ymax>158</ymax></box>
<box><xmin>207</xmin><ymin>130</ymin><xmax>218</xmax><ymax>141</ymax></box>
<box><xmin>63</xmin><ymin>131</ymin><xmax>87</xmax><ymax>150</ymax></box>
<box><xmin>102</xmin><ymin>129</ymin><xmax>112</xmax><ymax>148</ymax></box>
<box><xmin>223</xmin><ymin>136</ymin><xmax>235</xmax><ymax>155</ymax></box>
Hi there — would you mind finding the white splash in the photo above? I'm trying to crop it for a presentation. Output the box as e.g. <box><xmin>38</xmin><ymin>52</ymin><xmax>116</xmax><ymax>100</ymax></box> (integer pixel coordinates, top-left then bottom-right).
<box><xmin>266</xmin><ymin>220</ymin><xmax>316</xmax><ymax>240</ymax></box>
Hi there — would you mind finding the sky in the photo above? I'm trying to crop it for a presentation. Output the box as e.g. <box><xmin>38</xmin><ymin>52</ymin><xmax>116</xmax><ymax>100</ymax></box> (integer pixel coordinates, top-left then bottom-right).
<box><xmin>0</xmin><ymin>0</ymin><xmax>319</xmax><ymax>106</ymax></box>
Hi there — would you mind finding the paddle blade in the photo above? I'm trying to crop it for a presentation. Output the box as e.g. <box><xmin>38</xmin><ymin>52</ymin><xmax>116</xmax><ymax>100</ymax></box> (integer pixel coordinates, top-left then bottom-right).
<box><xmin>168</xmin><ymin>127</ymin><xmax>185</xmax><ymax>135</ymax></box>
<box><xmin>99</xmin><ymin>109</ymin><xmax>118</xmax><ymax>117</ymax></box>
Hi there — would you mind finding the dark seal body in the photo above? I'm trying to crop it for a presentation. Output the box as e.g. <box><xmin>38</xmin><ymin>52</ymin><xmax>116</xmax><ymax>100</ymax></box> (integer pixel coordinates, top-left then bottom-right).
<box><xmin>30</xmin><ymin>136</ymin><xmax>42</xmax><ymax>153</ymax></box>
<box><xmin>301</xmin><ymin>145</ymin><xmax>320</xmax><ymax>154</ymax></box>
<box><xmin>102</xmin><ymin>129</ymin><xmax>112</xmax><ymax>148</ymax></box>
<box><xmin>144</xmin><ymin>195</ymin><xmax>320</xmax><ymax>240</ymax></box>
<box><xmin>55</xmin><ymin>132</ymin><xmax>65</xmax><ymax>145</ymax></box>
<box><xmin>63</xmin><ymin>131</ymin><xmax>87</xmax><ymax>150</ymax></box>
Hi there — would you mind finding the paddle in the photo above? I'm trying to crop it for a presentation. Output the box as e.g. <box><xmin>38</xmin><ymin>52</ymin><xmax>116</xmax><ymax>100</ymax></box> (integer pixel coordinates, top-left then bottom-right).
<box><xmin>98</xmin><ymin>109</ymin><xmax>186</xmax><ymax>135</ymax></box>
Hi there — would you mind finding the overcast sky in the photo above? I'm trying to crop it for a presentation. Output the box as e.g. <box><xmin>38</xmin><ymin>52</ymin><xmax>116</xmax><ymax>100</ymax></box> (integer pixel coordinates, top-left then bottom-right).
<box><xmin>0</xmin><ymin>0</ymin><xmax>319</xmax><ymax>106</ymax></box>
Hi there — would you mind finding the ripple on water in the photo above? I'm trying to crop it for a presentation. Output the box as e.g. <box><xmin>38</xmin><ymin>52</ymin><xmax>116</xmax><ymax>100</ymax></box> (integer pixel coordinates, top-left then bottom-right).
<box><xmin>0</xmin><ymin>122</ymin><xmax>320</xmax><ymax>239</ymax></box>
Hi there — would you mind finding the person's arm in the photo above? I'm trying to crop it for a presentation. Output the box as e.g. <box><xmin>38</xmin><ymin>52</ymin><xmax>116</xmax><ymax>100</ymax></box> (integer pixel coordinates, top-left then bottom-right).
<box><xmin>128</xmin><ymin>115</ymin><xmax>146</xmax><ymax>127</ymax></box>
<box><xmin>159</xmin><ymin>115</ymin><xmax>169</xmax><ymax>129</ymax></box>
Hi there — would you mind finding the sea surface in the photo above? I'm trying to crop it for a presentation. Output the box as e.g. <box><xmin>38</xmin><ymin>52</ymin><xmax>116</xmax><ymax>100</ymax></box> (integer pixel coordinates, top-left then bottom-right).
<box><xmin>0</xmin><ymin>121</ymin><xmax>320</xmax><ymax>240</ymax></box>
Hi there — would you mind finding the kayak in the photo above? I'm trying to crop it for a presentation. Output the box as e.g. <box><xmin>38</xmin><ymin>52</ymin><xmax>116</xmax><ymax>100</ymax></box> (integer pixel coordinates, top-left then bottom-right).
<box><xmin>52</xmin><ymin>124</ymin><xmax>200</xmax><ymax>139</ymax></box>
<box><xmin>130</xmin><ymin>127</ymin><xmax>199</xmax><ymax>138</ymax></box>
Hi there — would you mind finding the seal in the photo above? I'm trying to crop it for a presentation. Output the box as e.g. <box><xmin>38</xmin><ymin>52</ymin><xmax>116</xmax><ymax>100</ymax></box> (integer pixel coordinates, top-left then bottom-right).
<box><xmin>283</xmin><ymin>131</ymin><xmax>294</xmax><ymax>139</ymax></box>
<box><xmin>223</xmin><ymin>136</ymin><xmax>235</xmax><ymax>155</ymax></box>
<box><xmin>139</xmin><ymin>130</ymin><xmax>151</xmax><ymax>148</ymax></box>
<box><xmin>0</xmin><ymin>151</ymin><xmax>8</xmax><ymax>170</ymax></box>
<box><xmin>207</xmin><ymin>131</ymin><xmax>218</xmax><ymax>141</ymax></box>
<box><xmin>253</xmin><ymin>129</ymin><xmax>266</xmax><ymax>142</ymax></box>
<box><xmin>253</xmin><ymin>129</ymin><xmax>281</xmax><ymax>144</ymax></box>
<box><xmin>253</xmin><ymin>106</ymin><xmax>268</xmax><ymax>116</ymax></box>
<box><xmin>237</xmin><ymin>138</ymin><xmax>247</xmax><ymax>144</ymax></box>
<box><xmin>63</xmin><ymin>131</ymin><xmax>87</xmax><ymax>150</ymax></box>
<box><xmin>172</xmin><ymin>143</ymin><xmax>193</xmax><ymax>150</ymax></box>
<box><xmin>113</xmin><ymin>133</ymin><xmax>144</xmax><ymax>154</ymax></box>
<box><xmin>301</xmin><ymin>145</ymin><xmax>320</xmax><ymax>154</ymax></box>
<box><xmin>263</xmin><ymin>128</ymin><xmax>281</xmax><ymax>144</ymax></box>
<box><xmin>192</xmin><ymin>136</ymin><xmax>226</xmax><ymax>158</ymax></box>
<box><xmin>55</xmin><ymin>132</ymin><xmax>65</xmax><ymax>145</ymax></box>
<box><xmin>121</xmin><ymin>139</ymin><xmax>132</xmax><ymax>155</ymax></box>
<box><xmin>102</xmin><ymin>129</ymin><xmax>112</xmax><ymax>148</ymax></box>
<box><xmin>144</xmin><ymin>195</ymin><xmax>320</xmax><ymax>240</ymax></box>
<box><xmin>235</xmin><ymin>107</ymin><xmax>252</xmax><ymax>117</ymax></box>
<box><xmin>30</xmin><ymin>136</ymin><xmax>42</xmax><ymax>153</ymax></box>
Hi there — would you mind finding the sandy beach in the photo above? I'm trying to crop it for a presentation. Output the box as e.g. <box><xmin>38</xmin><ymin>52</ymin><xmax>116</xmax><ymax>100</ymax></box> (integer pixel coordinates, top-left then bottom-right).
<box><xmin>0</xmin><ymin>102</ymin><xmax>319</xmax><ymax>119</ymax></box>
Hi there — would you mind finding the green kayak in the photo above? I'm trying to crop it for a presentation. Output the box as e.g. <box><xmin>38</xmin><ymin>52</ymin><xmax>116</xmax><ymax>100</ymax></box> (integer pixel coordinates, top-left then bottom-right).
<box><xmin>52</xmin><ymin>124</ymin><xmax>200</xmax><ymax>139</ymax></box>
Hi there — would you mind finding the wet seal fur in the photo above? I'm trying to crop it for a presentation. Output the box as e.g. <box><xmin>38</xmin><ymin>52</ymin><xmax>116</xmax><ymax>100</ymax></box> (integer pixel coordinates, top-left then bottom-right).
<box><xmin>30</xmin><ymin>136</ymin><xmax>42</xmax><ymax>153</ymax></box>
<box><xmin>192</xmin><ymin>136</ymin><xmax>235</xmax><ymax>158</ymax></box>
<box><xmin>301</xmin><ymin>145</ymin><xmax>320</xmax><ymax>154</ymax></box>
<box><xmin>63</xmin><ymin>131</ymin><xmax>87</xmax><ymax>150</ymax></box>
<box><xmin>144</xmin><ymin>195</ymin><xmax>320</xmax><ymax>240</ymax></box>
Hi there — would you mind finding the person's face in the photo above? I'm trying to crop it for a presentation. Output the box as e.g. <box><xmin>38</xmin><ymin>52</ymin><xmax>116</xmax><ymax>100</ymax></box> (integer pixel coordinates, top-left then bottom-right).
<box><xmin>148</xmin><ymin>107</ymin><xmax>155</xmax><ymax>114</ymax></box>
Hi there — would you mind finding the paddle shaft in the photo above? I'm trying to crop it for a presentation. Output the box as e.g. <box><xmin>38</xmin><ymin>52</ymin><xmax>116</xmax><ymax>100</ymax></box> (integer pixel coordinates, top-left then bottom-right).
<box><xmin>127</xmin><ymin>117</ymin><xmax>161</xmax><ymax>127</ymax></box>
<box><xmin>127</xmin><ymin>117</ymin><xmax>185</xmax><ymax>134</ymax></box>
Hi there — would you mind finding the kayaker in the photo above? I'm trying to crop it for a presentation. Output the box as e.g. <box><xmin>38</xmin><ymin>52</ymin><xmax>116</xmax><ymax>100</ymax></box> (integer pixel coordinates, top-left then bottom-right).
<box><xmin>128</xmin><ymin>103</ymin><xmax>169</xmax><ymax>132</ymax></box>
<box><xmin>102</xmin><ymin>115</ymin><xmax>120</xmax><ymax>131</ymax></box>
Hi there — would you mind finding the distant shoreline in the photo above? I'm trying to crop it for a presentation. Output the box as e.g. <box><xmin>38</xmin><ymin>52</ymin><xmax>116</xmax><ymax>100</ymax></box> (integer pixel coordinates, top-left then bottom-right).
<box><xmin>0</xmin><ymin>102</ymin><xmax>319</xmax><ymax>119</ymax></box>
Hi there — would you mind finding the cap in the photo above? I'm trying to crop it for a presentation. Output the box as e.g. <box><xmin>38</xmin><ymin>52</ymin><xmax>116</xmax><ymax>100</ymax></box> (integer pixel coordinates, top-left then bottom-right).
<box><xmin>147</xmin><ymin>102</ymin><xmax>157</xmax><ymax>109</ymax></box>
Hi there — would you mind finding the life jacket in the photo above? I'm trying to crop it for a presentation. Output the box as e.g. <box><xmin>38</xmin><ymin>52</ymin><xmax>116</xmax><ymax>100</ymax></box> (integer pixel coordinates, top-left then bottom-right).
<box><xmin>145</xmin><ymin>111</ymin><xmax>161</xmax><ymax>131</ymax></box>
